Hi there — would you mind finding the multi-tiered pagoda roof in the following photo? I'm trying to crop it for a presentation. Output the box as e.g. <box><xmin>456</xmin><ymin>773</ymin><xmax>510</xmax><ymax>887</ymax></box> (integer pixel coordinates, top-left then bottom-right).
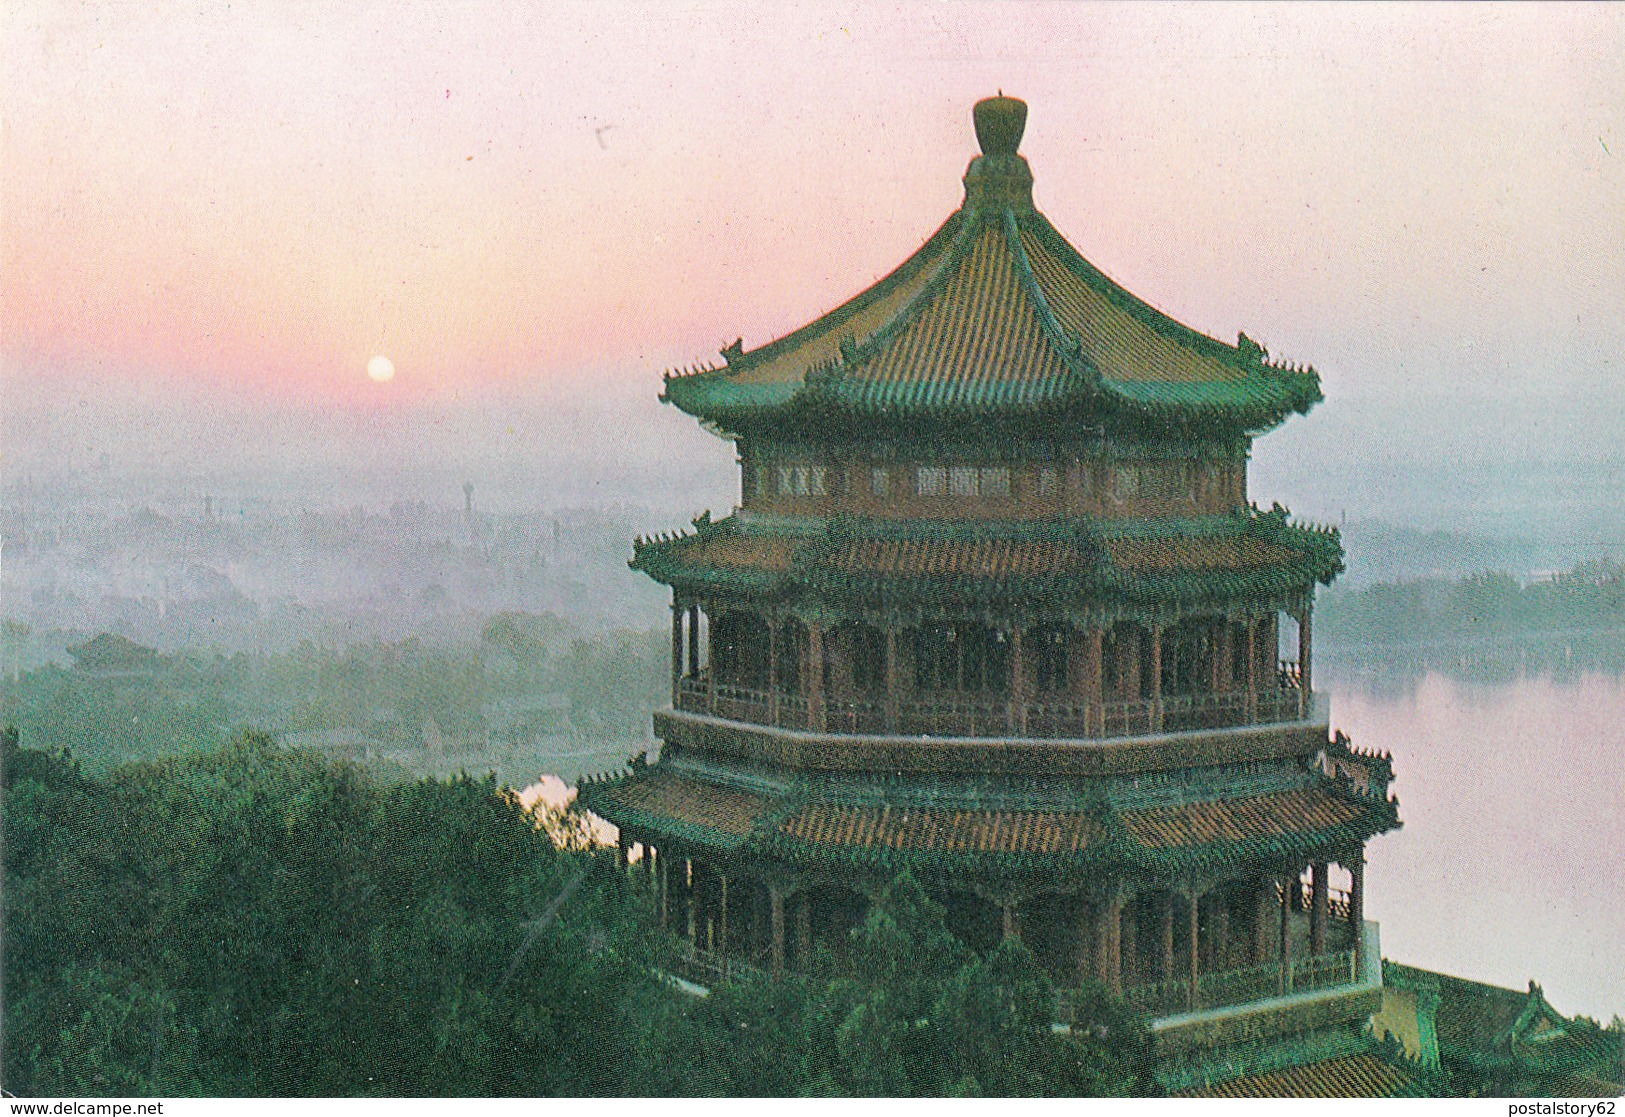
<box><xmin>662</xmin><ymin>96</ymin><xmax>1322</xmax><ymax>437</ymax></box>
<box><xmin>580</xmin><ymin>96</ymin><xmax>1402</xmax><ymax>1097</ymax></box>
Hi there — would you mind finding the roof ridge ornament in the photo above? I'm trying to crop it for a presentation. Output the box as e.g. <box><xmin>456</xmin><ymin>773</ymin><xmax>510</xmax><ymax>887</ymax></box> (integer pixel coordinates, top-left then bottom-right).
<box><xmin>974</xmin><ymin>94</ymin><xmax>1027</xmax><ymax>156</ymax></box>
<box><xmin>963</xmin><ymin>95</ymin><xmax>1034</xmax><ymax>214</ymax></box>
<box><xmin>1237</xmin><ymin>331</ymin><xmax>1268</xmax><ymax>369</ymax></box>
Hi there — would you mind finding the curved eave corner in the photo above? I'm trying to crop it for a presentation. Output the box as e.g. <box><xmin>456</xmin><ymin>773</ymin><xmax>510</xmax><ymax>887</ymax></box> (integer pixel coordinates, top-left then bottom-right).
<box><xmin>1119</xmin><ymin>793</ymin><xmax>1401</xmax><ymax>877</ymax></box>
<box><xmin>1097</xmin><ymin>369</ymin><xmax>1324</xmax><ymax>438</ymax></box>
<box><xmin>660</xmin><ymin>358</ymin><xmax>1325</xmax><ymax>439</ymax></box>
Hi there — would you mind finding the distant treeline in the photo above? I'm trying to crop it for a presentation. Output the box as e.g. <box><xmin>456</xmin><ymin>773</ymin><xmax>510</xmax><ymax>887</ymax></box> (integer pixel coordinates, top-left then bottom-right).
<box><xmin>1318</xmin><ymin>560</ymin><xmax>1625</xmax><ymax>657</ymax></box>
<box><xmin>3</xmin><ymin>730</ymin><xmax>1154</xmax><ymax>1097</ymax></box>
<box><xmin>0</xmin><ymin>613</ymin><xmax>666</xmax><ymax>774</ymax></box>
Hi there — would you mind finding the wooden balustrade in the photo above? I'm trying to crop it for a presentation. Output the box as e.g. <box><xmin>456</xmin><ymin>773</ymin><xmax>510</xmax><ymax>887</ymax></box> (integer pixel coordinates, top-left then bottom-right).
<box><xmin>678</xmin><ymin>941</ymin><xmax>772</xmax><ymax>989</ymax></box>
<box><xmin>1280</xmin><ymin>879</ymin><xmax>1355</xmax><ymax>923</ymax></box>
<box><xmin>1103</xmin><ymin>946</ymin><xmax>1359</xmax><ymax>1019</ymax></box>
<box><xmin>824</xmin><ymin>699</ymin><xmax>890</xmax><ymax>735</ymax></box>
<box><xmin>674</xmin><ymin>675</ymin><xmax>1314</xmax><ymax>739</ymax></box>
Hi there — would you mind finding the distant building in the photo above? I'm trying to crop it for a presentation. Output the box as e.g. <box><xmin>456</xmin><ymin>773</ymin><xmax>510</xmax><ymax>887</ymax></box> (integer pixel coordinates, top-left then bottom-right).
<box><xmin>68</xmin><ymin>632</ymin><xmax>164</xmax><ymax>677</ymax></box>
<box><xmin>1376</xmin><ymin>963</ymin><xmax>1623</xmax><ymax>1098</ymax></box>
<box><xmin>583</xmin><ymin>97</ymin><xmax>1406</xmax><ymax>1094</ymax></box>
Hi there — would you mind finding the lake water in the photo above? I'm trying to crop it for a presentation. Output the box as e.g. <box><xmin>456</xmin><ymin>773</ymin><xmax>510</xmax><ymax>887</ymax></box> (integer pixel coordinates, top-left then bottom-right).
<box><xmin>1330</xmin><ymin>669</ymin><xmax>1625</xmax><ymax>1021</ymax></box>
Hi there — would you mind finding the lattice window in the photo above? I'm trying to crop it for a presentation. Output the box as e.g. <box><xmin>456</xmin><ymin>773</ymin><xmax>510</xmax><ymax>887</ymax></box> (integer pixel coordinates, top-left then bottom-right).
<box><xmin>776</xmin><ymin>464</ymin><xmax>826</xmax><ymax>497</ymax></box>
<box><xmin>1113</xmin><ymin>466</ymin><xmax>1139</xmax><ymax>501</ymax></box>
<box><xmin>916</xmin><ymin>466</ymin><xmax>946</xmax><ymax>496</ymax></box>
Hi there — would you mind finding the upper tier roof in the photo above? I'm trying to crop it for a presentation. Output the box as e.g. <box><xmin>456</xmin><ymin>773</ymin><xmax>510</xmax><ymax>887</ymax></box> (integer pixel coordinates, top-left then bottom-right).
<box><xmin>630</xmin><ymin>506</ymin><xmax>1345</xmax><ymax>608</ymax></box>
<box><xmin>662</xmin><ymin>96</ymin><xmax>1323</xmax><ymax>437</ymax></box>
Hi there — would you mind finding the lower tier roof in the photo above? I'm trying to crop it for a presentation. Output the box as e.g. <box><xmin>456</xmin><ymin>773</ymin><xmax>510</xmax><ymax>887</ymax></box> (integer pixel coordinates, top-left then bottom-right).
<box><xmin>1174</xmin><ymin>1053</ymin><xmax>1426</xmax><ymax>1099</ymax></box>
<box><xmin>631</xmin><ymin>508</ymin><xmax>1343</xmax><ymax>606</ymax></box>
<box><xmin>577</xmin><ymin>753</ymin><xmax>1397</xmax><ymax>878</ymax></box>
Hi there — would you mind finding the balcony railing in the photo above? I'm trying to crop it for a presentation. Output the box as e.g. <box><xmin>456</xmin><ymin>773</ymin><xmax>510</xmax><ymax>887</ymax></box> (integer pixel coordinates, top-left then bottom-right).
<box><xmin>826</xmin><ymin>699</ymin><xmax>891</xmax><ymax>736</ymax></box>
<box><xmin>674</xmin><ymin>674</ymin><xmax>1310</xmax><ymax>739</ymax></box>
<box><xmin>683</xmin><ymin>940</ymin><xmax>1358</xmax><ymax>1025</ymax></box>
<box><xmin>676</xmin><ymin>941</ymin><xmax>772</xmax><ymax>988</ymax></box>
<box><xmin>1055</xmin><ymin>947</ymin><xmax>1360</xmax><ymax>1022</ymax></box>
<box><xmin>895</xmin><ymin>698</ymin><xmax>1013</xmax><ymax>738</ymax></box>
<box><xmin>1281</xmin><ymin>879</ymin><xmax>1355</xmax><ymax>923</ymax></box>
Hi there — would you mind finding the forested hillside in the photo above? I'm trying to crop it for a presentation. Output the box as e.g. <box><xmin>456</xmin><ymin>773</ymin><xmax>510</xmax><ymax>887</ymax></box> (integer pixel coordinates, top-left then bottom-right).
<box><xmin>2</xmin><ymin>730</ymin><xmax>1154</xmax><ymax>1097</ymax></box>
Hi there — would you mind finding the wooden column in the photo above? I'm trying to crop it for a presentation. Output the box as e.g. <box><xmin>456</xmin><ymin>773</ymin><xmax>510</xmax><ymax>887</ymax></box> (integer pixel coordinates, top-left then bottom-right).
<box><xmin>826</xmin><ymin>624</ymin><xmax>850</xmax><ymax>713</ymax></box>
<box><xmin>1186</xmin><ymin>890</ymin><xmax>1201</xmax><ymax>1010</ymax></box>
<box><xmin>1214</xmin><ymin>892</ymin><xmax>1231</xmax><ymax>972</ymax></box>
<box><xmin>1093</xmin><ymin>900</ymin><xmax>1113</xmax><ymax>989</ymax></box>
<box><xmin>883</xmin><ymin>626</ymin><xmax>899</xmax><ymax>731</ymax></box>
<box><xmin>753</xmin><ymin>884</ymin><xmax>769</xmax><ymax>957</ymax></box>
<box><xmin>1160</xmin><ymin>894</ymin><xmax>1176</xmax><ymax>982</ymax></box>
<box><xmin>616</xmin><ymin>833</ymin><xmax>630</xmax><ymax>870</ymax></box>
<box><xmin>1149</xmin><ymin>623</ymin><xmax>1164</xmax><ymax>732</ymax></box>
<box><xmin>770</xmin><ymin>886</ymin><xmax>786</xmax><ymax>975</ymax></box>
<box><xmin>1119</xmin><ymin>897</ymin><xmax>1137</xmax><ymax>987</ymax></box>
<box><xmin>1002</xmin><ymin>900</ymin><xmax>1019</xmax><ymax>942</ymax></box>
<box><xmin>686</xmin><ymin>604</ymin><xmax>700</xmax><ymax>677</ymax></box>
<box><xmin>806</xmin><ymin>623</ymin><xmax>825</xmax><ymax>732</ymax></box>
<box><xmin>1106</xmin><ymin>893</ymin><xmax>1124</xmax><ymax>996</ymax></box>
<box><xmin>1279</xmin><ymin>875</ymin><xmax>1293</xmax><ymax>992</ymax></box>
<box><xmin>704</xmin><ymin>607</ymin><xmax>717</xmax><ymax>715</ymax></box>
<box><xmin>1254</xmin><ymin>878</ymin><xmax>1274</xmax><ymax>963</ymax></box>
<box><xmin>1350</xmin><ymin>853</ymin><xmax>1367</xmax><ymax>975</ymax></box>
<box><xmin>1092</xmin><ymin>634</ymin><xmax>1105</xmax><ymax>738</ymax></box>
<box><xmin>658</xmin><ymin>849</ymin><xmax>669</xmax><ymax>929</ymax></box>
<box><xmin>1075</xmin><ymin>901</ymin><xmax>1092</xmax><ymax>987</ymax></box>
<box><xmin>693</xmin><ymin>862</ymin><xmax>711</xmax><ymax>951</ymax></box>
<box><xmin>684</xmin><ymin>858</ymin><xmax>696</xmax><ymax>946</ymax></box>
<box><xmin>670</xmin><ymin>602</ymin><xmax>684</xmax><ymax>704</ymax></box>
<box><xmin>1121</xmin><ymin>627</ymin><xmax>1140</xmax><ymax>703</ymax></box>
<box><xmin>1299</xmin><ymin>606</ymin><xmax>1314</xmax><ymax>718</ymax></box>
<box><xmin>1244</xmin><ymin>618</ymin><xmax>1258</xmax><ymax>723</ymax></box>
<box><xmin>1009</xmin><ymin>624</ymin><xmax>1025</xmax><ymax>735</ymax></box>
<box><xmin>767</xmin><ymin>618</ymin><xmax>780</xmax><ymax>725</ymax></box>
<box><xmin>718</xmin><ymin>873</ymin><xmax>730</xmax><ymax>957</ymax></box>
<box><xmin>1311</xmin><ymin>861</ymin><xmax>1329</xmax><ymax>955</ymax></box>
<box><xmin>796</xmin><ymin>890</ymin><xmax>812</xmax><ymax>967</ymax></box>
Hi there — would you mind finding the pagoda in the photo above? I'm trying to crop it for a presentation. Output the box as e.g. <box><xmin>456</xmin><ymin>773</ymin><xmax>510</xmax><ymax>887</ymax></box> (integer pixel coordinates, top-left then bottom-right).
<box><xmin>581</xmin><ymin>96</ymin><xmax>1401</xmax><ymax>1089</ymax></box>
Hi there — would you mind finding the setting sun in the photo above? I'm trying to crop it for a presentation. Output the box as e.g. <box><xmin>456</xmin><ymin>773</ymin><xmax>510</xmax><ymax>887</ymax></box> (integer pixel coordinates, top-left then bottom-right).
<box><xmin>366</xmin><ymin>355</ymin><xmax>395</xmax><ymax>383</ymax></box>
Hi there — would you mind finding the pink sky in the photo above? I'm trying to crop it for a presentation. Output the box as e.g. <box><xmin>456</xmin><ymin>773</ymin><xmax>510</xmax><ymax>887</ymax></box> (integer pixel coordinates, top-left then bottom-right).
<box><xmin>5</xmin><ymin>2</ymin><xmax>1622</xmax><ymax>407</ymax></box>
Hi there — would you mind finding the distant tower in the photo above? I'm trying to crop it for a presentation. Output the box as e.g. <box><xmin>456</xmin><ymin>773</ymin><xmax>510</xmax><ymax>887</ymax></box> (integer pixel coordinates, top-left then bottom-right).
<box><xmin>203</xmin><ymin>495</ymin><xmax>214</xmax><ymax>521</ymax></box>
<box><xmin>463</xmin><ymin>481</ymin><xmax>475</xmax><ymax>522</ymax></box>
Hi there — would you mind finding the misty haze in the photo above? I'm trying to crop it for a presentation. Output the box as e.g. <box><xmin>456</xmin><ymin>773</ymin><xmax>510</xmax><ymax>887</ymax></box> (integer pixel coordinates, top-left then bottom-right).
<box><xmin>4</xmin><ymin>1</ymin><xmax>1622</xmax><ymax>1100</ymax></box>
